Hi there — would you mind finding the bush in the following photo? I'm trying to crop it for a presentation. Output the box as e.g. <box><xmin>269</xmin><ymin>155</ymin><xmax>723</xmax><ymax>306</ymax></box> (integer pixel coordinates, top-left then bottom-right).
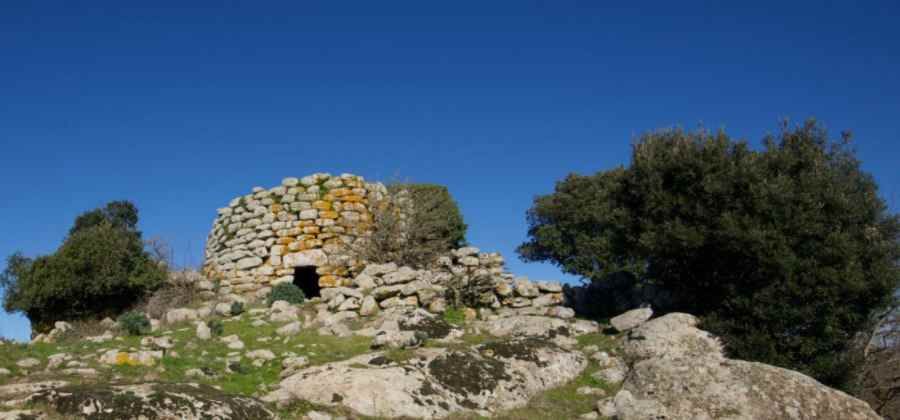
<box><xmin>518</xmin><ymin>121</ymin><xmax>900</xmax><ymax>390</ymax></box>
<box><xmin>207</xmin><ymin>319</ymin><xmax>224</xmax><ymax>337</ymax></box>
<box><xmin>1</xmin><ymin>201</ymin><xmax>166</xmax><ymax>332</ymax></box>
<box><xmin>229</xmin><ymin>301</ymin><xmax>244</xmax><ymax>317</ymax></box>
<box><xmin>267</xmin><ymin>283</ymin><xmax>306</xmax><ymax>306</ymax></box>
<box><xmin>118</xmin><ymin>311</ymin><xmax>150</xmax><ymax>336</ymax></box>
<box><xmin>69</xmin><ymin>200</ymin><xmax>139</xmax><ymax>237</ymax></box>
<box><xmin>352</xmin><ymin>182</ymin><xmax>467</xmax><ymax>268</ymax></box>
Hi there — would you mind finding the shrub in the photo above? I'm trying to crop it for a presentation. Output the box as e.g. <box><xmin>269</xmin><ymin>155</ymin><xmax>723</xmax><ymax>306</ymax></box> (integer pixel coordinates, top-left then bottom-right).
<box><xmin>229</xmin><ymin>301</ymin><xmax>244</xmax><ymax>317</ymax></box>
<box><xmin>118</xmin><ymin>311</ymin><xmax>150</xmax><ymax>336</ymax></box>
<box><xmin>69</xmin><ymin>200</ymin><xmax>139</xmax><ymax>237</ymax></box>
<box><xmin>518</xmin><ymin>121</ymin><xmax>900</xmax><ymax>390</ymax></box>
<box><xmin>267</xmin><ymin>283</ymin><xmax>306</xmax><ymax>306</ymax></box>
<box><xmin>351</xmin><ymin>182</ymin><xmax>467</xmax><ymax>268</ymax></box>
<box><xmin>207</xmin><ymin>319</ymin><xmax>224</xmax><ymax>337</ymax></box>
<box><xmin>1</xmin><ymin>201</ymin><xmax>166</xmax><ymax>332</ymax></box>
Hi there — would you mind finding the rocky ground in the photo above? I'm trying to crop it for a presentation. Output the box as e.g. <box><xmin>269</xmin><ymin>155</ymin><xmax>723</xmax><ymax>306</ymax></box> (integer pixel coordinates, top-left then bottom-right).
<box><xmin>0</xmin><ymin>300</ymin><xmax>882</xmax><ymax>419</ymax></box>
<box><xmin>0</xmin><ymin>298</ymin><xmax>620</xmax><ymax>419</ymax></box>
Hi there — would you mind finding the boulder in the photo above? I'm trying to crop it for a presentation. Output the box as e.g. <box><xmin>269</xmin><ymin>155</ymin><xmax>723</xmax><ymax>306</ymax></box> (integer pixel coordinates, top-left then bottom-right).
<box><xmin>277</xmin><ymin>322</ymin><xmax>302</xmax><ymax>337</ymax></box>
<box><xmin>613</xmin><ymin>313</ymin><xmax>881</xmax><ymax>420</ymax></box>
<box><xmin>513</xmin><ymin>278</ymin><xmax>540</xmax><ymax>298</ymax></box>
<box><xmin>531</xmin><ymin>293</ymin><xmax>563</xmax><ymax>307</ymax></box>
<box><xmin>353</xmin><ymin>273</ymin><xmax>377</xmax><ymax>290</ymax></box>
<box><xmin>453</xmin><ymin>247</ymin><xmax>480</xmax><ymax>258</ymax></box>
<box><xmin>246</xmin><ymin>349</ymin><xmax>276</xmax><ymax>361</ymax></box>
<box><xmin>478</xmin><ymin>315</ymin><xmax>571</xmax><ymax>338</ymax></box>
<box><xmin>536</xmin><ymin>281</ymin><xmax>562</xmax><ymax>293</ymax></box>
<box><xmin>266</xmin><ymin>337</ymin><xmax>586</xmax><ymax>418</ymax></box>
<box><xmin>361</xmin><ymin>262</ymin><xmax>398</xmax><ymax>277</ymax></box>
<box><xmin>283</xmin><ymin>250</ymin><xmax>327</xmax><ymax>268</ymax></box>
<box><xmin>610</xmin><ymin>307</ymin><xmax>653</xmax><ymax>332</ymax></box>
<box><xmin>371</xmin><ymin>330</ymin><xmax>423</xmax><ymax>350</ymax></box>
<box><xmin>372</xmin><ymin>284</ymin><xmax>404</xmax><ymax>300</ymax></box>
<box><xmin>196</xmin><ymin>322</ymin><xmax>211</xmax><ymax>340</ymax></box>
<box><xmin>359</xmin><ymin>296</ymin><xmax>379</xmax><ymax>316</ymax></box>
<box><xmin>141</xmin><ymin>336</ymin><xmax>174</xmax><ymax>350</ymax></box>
<box><xmin>382</xmin><ymin>267</ymin><xmax>418</xmax><ymax>285</ymax></box>
<box><xmin>165</xmin><ymin>308</ymin><xmax>199</xmax><ymax>324</ymax></box>
<box><xmin>546</xmin><ymin>306</ymin><xmax>575</xmax><ymax>319</ymax></box>
<box><xmin>215</xmin><ymin>302</ymin><xmax>233</xmax><ymax>316</ymax></box>
<box><xmin>280</xmin><ymin>356</ymin><xmax>309</xmax><ymax>378</ymax></box>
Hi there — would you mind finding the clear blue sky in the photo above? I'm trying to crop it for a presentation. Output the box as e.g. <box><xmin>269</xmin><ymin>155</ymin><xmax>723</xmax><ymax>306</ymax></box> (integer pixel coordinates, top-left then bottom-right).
<box><xmin>2</xmin><ymin>1</ymin><xmax>899</xmax><ymax>341</ymax></box>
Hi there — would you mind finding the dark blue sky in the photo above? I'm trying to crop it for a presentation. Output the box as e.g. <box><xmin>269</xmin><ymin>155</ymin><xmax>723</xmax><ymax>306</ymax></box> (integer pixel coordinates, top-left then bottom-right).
<box><xmin>2</xmin><ymin>1</ymin><xmax>898</xmax><ymax>340</ymax></box>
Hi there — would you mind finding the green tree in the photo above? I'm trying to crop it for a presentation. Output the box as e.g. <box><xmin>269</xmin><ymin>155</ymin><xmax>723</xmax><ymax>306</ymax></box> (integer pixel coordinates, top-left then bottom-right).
<box><xmin>519</xmin><ymin>121</ymin><xmax>900</xmax><ymax>389</ymax></box>
<box><xmin>3</xmin><ymin>201</ymin><xmax>165</xmax><ymax>332</ymax></box>
<box><xmin>354</xmin><ymin>183</ymin><xmax>467</xmax><ymax>268</ymax></box>
<box><xmin>69</xmin><ymin>200</ymin><xmax>139</xmax><ymax>236</ymax></box>
<box><xmin>390</xmin><ymin>183</ymin><xmax>467</xmax><ymax>250</ymax></box>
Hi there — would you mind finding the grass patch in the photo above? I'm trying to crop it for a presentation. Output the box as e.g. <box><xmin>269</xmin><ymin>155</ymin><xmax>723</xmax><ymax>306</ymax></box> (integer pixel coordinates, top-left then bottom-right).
<box><xmin>444</xmin><ymin>332</ymin><xmax>621</xmax><ymax>420</ymax></box>
<box><xmin>0</xmin><ymin>302</ymin><xmax>372</xmax><ymax>398</ymax></box>
<box><xmin>442</xmin><ymin>307</ymin><xmax>466</xmax><ymax>326</ymax></box>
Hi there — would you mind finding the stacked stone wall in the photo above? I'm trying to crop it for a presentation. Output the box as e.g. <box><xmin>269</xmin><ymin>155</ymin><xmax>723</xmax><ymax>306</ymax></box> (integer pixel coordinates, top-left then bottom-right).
<box><xmin>320</xmin><ymin>247</ymin><xmax>569</xmax><ymax>318</ymax></box>
<box><xmin>203</xmin><ymin>173</ymin><xmax>385</xmax><ymax>297</ymax></box>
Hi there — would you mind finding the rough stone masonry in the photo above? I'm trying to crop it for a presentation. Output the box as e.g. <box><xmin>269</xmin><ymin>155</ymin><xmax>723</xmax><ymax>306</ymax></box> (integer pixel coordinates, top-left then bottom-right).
<box><xmin>203</xmin><ymin>173</ymin><xmax>384</xmax><ymax>298</ymax></box>
<box><xmin>203</xmin><ymin>173</ymin><xmax>569</xmax><ymax>319</ymax></box>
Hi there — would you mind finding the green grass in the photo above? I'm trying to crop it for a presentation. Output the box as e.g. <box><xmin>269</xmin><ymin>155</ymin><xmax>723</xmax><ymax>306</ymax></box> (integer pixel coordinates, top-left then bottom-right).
<box><xmin>1</xmin><ymin>305</ymin><xmax>623</xmax><ymax>420</ymax></box>
<box><xmin>442</xmin><ymin>307</ymin><xmax>466</xmax><ymax>326</ymax></box>
<box><xmin>0</xmin><ymin>303</ymin><xmax>372</xmax><ymax>397</ymax></box>
<box><xmin>445</xmin><ymin>331</ymin><xmax>621</xmax><ymax>420</ymax></box>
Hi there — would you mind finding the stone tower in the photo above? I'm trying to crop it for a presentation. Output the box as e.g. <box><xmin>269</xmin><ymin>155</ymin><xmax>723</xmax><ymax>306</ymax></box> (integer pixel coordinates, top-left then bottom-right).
<box><xmin>203</xmin><ymin>173</ymin><xmax>385</xmax><ymax>299</ymax></box>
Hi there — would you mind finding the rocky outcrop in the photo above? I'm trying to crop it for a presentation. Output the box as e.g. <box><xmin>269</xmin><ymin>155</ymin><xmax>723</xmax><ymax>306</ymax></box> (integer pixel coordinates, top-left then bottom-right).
<box><xmin>609</xmin><ymin>307</ymin><xmax>652</xmax><ymax>332</ymax></box>
<box><xmin>603</xmin><ymin>313</ymin><xmax>882</xmax><ymax>420</ymax></box>
<box><xmin>2</xmin><ymin>382</ymin><xmax>274</xmax><ymax>420</ymax></box>
<box><xmin>29</xmin><ymin>383</ymin><xmax>274</xmax><ymax>419</ymax></box>
<box><xmin>265</xmin><ymin>337</ymin><xmax>587</xmax><ymax>418</ymax></box>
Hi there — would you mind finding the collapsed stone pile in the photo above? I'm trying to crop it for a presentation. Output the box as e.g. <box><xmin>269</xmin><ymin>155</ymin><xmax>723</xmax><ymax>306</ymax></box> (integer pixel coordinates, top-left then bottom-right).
<box><xmin>203</xmin><ymin>173</ymin><xmax>384</xmax><ymax>297</ymax></box>
<box><xmin>319</xmin><ymin>246</ymin><xmax>570</xmax><ymax>319</ymax></box>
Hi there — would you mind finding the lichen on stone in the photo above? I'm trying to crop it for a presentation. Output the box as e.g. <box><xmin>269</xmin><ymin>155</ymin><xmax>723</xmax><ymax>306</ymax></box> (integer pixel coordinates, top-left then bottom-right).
<box><xmin>427</xmin><ymin>351</ymin><xmax>510</xmax><ymax>398</ymax></box>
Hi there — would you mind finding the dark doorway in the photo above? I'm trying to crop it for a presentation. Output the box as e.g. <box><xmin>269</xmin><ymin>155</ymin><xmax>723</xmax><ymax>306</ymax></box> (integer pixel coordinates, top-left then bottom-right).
<box><xmin>293</xmin><ymin>266</ymin><xmax>321</xmax><ymax>298</ymax></box>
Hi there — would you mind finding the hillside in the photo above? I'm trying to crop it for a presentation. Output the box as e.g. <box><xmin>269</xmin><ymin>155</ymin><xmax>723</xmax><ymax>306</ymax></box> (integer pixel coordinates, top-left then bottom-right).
<box><xmin>0</xmin><ymin>292</ymin><xmax>880</xmax><ymax>419</ymax></box>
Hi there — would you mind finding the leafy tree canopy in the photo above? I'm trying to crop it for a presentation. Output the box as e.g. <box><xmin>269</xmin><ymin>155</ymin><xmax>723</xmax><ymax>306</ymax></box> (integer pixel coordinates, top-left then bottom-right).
<box><xmin>3</xmin><ymin>201</ymin><xmax>164</xmax><ymax>332</ymax></box>
<box><xmin>519</xmin><ymin>120</ymin><xmax>900</xmax><ymax>389</ymax></box>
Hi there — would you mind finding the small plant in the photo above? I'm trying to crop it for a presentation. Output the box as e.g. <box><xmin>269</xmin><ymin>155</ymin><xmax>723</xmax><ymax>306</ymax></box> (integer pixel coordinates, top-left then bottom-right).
<box><xmin>442</xmin><ymin>307</ymin><xmax>466</xmax><ymax>326</ymax></box>
<box><xmin>267</xmin><ymin>283</ymin><xmax>306</xmax><ymax>306</ymax></box>
<box><xmin>228</xmin><ymin>361</ymin><xmax>248</xmax><ymax>374</ymax></box>
<box><xmin>229</xmin><ymin>301</ymin><xmax>244</xmax><ymax>316</ymax></box>
<box><xmin>118</xmin><ymin>311</ymin><xmax>150</xmax><ymax>336</ymax></box>
<box><xmin>207</xmin><ymin>319</ymin><xmax>224</xmax><ymax>337</ymax></box>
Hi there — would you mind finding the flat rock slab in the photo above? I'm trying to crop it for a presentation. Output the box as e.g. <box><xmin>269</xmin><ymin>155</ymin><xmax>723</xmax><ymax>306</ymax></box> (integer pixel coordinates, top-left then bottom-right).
<box><xmin>23</xmin><ymin>382</ymin><xmax>275</xmax><ymax>420</ymax></box>
<box><xmin>266</xmin><ymin>337</ymin><xmax>587</xmax><ymax>419</ymax></box>
<box><xmin>476</xmin><ymin>315</ymin><xmax>572</xmax><ymax>337</ymax></box>
<box><xmin>610</xmin><ymin>307</ymin><xmax>653</xmax><ymax>332</ymax></box>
